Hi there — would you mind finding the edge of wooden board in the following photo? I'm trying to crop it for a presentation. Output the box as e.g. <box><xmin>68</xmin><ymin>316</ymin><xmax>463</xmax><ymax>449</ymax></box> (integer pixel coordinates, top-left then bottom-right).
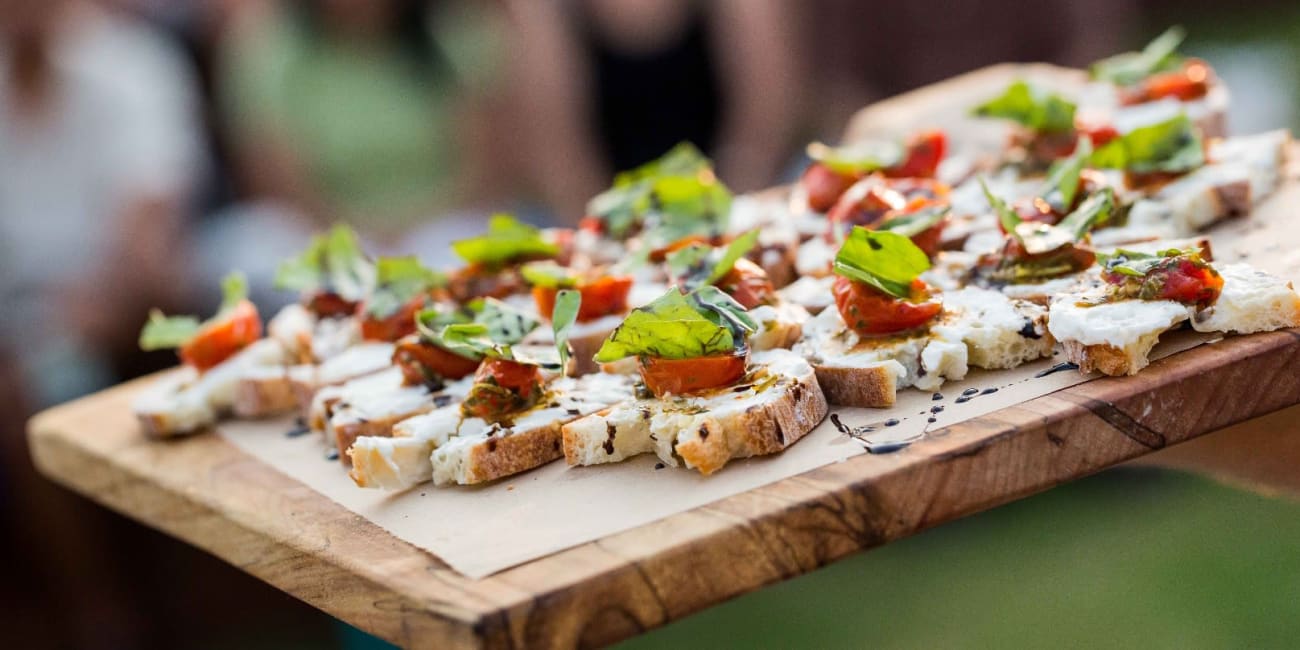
<box><xmin>28</xmin><ymin>328</ymin><xmax>1300</xmax><ymax>648</ymax></box>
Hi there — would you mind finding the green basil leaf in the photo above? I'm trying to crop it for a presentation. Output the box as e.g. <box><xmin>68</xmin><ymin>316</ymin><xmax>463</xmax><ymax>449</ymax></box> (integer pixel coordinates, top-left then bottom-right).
<box><xmin>806</xmin><ymin>140</ymin><xmax>905</xmax><ymax>175</ymax></box>
<box><xmin>1058</xmin><ymin>187</ymin><xmax>1115</xmax><ymax>239</ymax></box>
<box><xmin>666</xmin><ymin>229</ymin><xmax>760</xmax><ymax>289</ymax></box>
<box><xmin>979</xmin><ymin>177</ymin><xmax>1022</xmax><ymax>235</ymax></box>
<box><xmin>972</xmin><ymin>80</ymin><xmax>1077</xmax><ymax>133</ymax></box>
<box><xmin>587</xmin><ymin>142</ymin><xmax>730</xmax><ymax>241</ymax></box>
<box><xmin>1089</xmin><ymin>114</ymin><xmax>1204</xmax><ymax>174</ymax></box>
<box><xmin>1090</xmin><ymin>26</ymin><xmax>1186</xmax><ymax>86</ymax></box>
<box><xmin>417</xmin><ymin>298</ymin><xmax>538</xmax><ymax>361</ymax></box>
<box><xmin>1038</xmin><ymin>136</ymin><xmax>1092</xmax><ymax>213</ymax></box>
<box><xmin>690</xmin><ymin>285</ymin><xmax>758</xmax><ymax>335</ymax></box>
<box><xmin>832</xmin><ymin>228</ymin><xmax>931</xmax><ymax>299</ymax></box>
<box><xmin>274</xmin><ymin>225</ymin><xmax>375</xmax><ymax>301</ymax></box>
<box><xmin>451</xmin><ymin>214</ymin><xmax>560</xmax><ymax>267</ymax></box>
<box><xmin>878</xmin><ymin>205</ymin><xmax>950</xmax><ymax>238</ymax></box>
<box><xmin>364</xmin><ymin>257</ymin><xmax>444</xmax><ymax>319</ymax></box>
<box><xmin>414</xmin><ymin>305</ymin><xmax>474</xmax><ymax>344</ymax></box>
<box><xmin>138</xmin><ymin>311</ymin><xmax>202</xmax><ymax>351</ymax></box>
<box><xmin>594</xmin><ymin>288</ymin><xmax>745</xmax><ymax>362</ymax></box>
<box><xmin>1097</xmin><ymin>246</ymin><xmax>1202</xmax><ymax>277</ymax></box>
<box><xmin>520</xmin><ymin>261</ymin><xmax>579</xmax><ymax>289</ymax></box>
<box><xmin>140</xmin><ymin>271</ymin><xmax>252</xmax><ymax>352</ymax></box>
<box><xmin>552</xmin><ymin>289</ymin><xmax>581</xmax><ymax>369</ymax></box>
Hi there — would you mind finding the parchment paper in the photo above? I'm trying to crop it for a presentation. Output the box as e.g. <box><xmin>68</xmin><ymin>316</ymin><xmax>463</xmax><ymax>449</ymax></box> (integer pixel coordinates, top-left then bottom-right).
<box><xmin>217</xmin><ymin>157</ymin><xmax>1300</xmax><ymax>580</ymax></box>
<box><xmin>217</xmin><ymin>334</ymin><xmax>1211</xmax><ymax>578</ymax></box>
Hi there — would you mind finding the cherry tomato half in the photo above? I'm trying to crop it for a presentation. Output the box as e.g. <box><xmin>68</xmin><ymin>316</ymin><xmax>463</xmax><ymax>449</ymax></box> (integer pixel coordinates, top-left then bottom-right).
<box><xmin>179</xmin><ymin>299</ymin><xmax>263</xmax><ymax>371</ymax></box>
<box><xmin>532</xmin><ymin>275</ymin><xmax>634</xmax><ymax>323</ymax></box>
<box><xmin>393</xmin><ymin>336</ymin><xmax>481</xmax><ymax>387</ymax></box>
<box><xmin>832</xmin><ymin>276</ymin><xmax>942</xmax><ymax>337</ymax></box>
<box><xmin>886</xmin><ymin>129</ymin><xmax>947</xmax><ymax>179</ymax></box>
<box><xmin>716</xmin><ymin>258</ymin><xmax>776</xmax><ymax>310</ymax></box>
<box><xmin>637</xmin><ymin>352</ymin><xmax>748</xmax><ymax>398</ymax></box>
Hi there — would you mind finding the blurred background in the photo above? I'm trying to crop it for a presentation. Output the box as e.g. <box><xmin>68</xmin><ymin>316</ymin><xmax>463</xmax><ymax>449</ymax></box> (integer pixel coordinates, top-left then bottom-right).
<box><xmin>2</xmin><ymin>0</ymin><xmax>1298</xmax><ymax>647</ymax></box>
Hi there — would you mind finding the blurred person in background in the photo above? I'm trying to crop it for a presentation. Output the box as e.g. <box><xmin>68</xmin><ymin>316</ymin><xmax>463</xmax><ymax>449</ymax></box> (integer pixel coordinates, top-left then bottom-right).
<box><xmin>0</xmin><ymin>0</ymin><xmax>204</xmax><ymax>646</ymax></box>
<box><xmin>507</xmin><ymin>0</ymin><xmax>803</xmax><ymax>219</ymax></box>
<box><xmin>801</xmin><ymin>0</ymin><xmax>1134</xmax><ymax>140</ymax></box>
<box><xmin>213</xmin><ymin>0</ymin><xmax>511</xmax><ymax>281</ymax></box>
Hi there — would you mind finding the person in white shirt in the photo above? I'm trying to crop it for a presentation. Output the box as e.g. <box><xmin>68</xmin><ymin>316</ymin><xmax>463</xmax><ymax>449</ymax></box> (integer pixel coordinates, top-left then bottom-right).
<box><xmin>0</xmin><ymin>0</ymin><xmax>203</xmax><ymax>406</ymax></box>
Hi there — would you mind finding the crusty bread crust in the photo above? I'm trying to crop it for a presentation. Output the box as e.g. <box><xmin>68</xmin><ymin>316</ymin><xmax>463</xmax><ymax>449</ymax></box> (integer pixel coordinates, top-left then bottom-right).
<box><xmin>1061</xmin><ymin>341</ymin><xmax>1143</xmax><ymax>376</ymax></box>
<box><xmin>333</xmin><ymin>409</ymin><xmax>433</xmax><ymax>463</ymax></box>
<box><xmin>458</xmin><ymin>421</ymin><xmax>566</xmax><ymax>484</ymax></box>
<box><xmin>674</xmin><ymin>367</ymin><xmax>828</xmax><ymax>475</ymax></box>
<box><xmin>232</xmin><ymin>373</ymin><xmax>298</xmax><ymax>418</ymax></box>
<box><xmin>812</xmin><ymin>364</ymin><xmax>898</xmax><ymax>408</ymax></box>
<box><xmin>136</xmin><ymin>413</ymin><xmax>203</xmax><ymax>439</ymax></box>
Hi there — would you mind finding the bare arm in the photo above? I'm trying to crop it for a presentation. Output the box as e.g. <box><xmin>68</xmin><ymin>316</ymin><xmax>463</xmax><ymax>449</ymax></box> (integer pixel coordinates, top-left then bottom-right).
<box><xmin>504</xmin><ymin>0</ymin><xmax>609</xmax><ymax>223</ymax></box>
<box><xmin>709</xmin><ymin>0</ymin><xmax>804</xmax><ymax>192</ymax></box>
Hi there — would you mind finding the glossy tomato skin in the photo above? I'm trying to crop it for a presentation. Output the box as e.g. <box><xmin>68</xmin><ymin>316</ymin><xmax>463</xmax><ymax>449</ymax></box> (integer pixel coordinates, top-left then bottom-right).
<box><xmin>908</xmin><ymin>221</ymin><xmax>948</xmax><ymax>258</ymax></box>
<box><xmin>532</xmin><ymin>275</ymin><xmax>634</xmax><ymax>323</ymax></box>
<box><xmin>461</xmin><ymin>359</ymin><xmax>544</xmax><ymax>421</ymax></box>
<box><xmin>832</xmin><ymin>276</ymin><xmax>942</xmax><ymax>337</ymax></box>
<box><xmin>1102</xmin><ymin>256</ymin><xmax>1223</xmax><ymax>309</ymax></box>
<box><xmin>1120</xmin><ymin>60</ymin><xmax>1211</xmax><ymax>105</ymax></box>
<box><xmin>827</xmin><ymin>179</ymin><xmax>906</xmax><ymax>230</ymax></box>
<box><xmin>307</xmin><ymin>292</ymin><xmax>359</xmax><ymax>319</ymax></box>
<box><xmin>179</xmin><ymin>299</ymin><xmax>263</xmax><ymax>371</ymax></box>
<box><xmin>716</xmin><ymin>258</ymin><xmax>776</xmax><ymax>309</ymax></box>
<box><xmin>393</xmin><ymin>336</ymin><xmax>481</xmax><ymax>387</ymax></box>
<box><xmin>358</xmin><ymin>294</ymin><xmax>425</xmax><ymax>342</ymax></box>
<box><xmin>637</xmin><ymin>352</ymin><xmax>748</xmax><ymax>398</ymax></box>
<box><xmin>886</xmin><ymin>130</ymin><xmax>946</xmax><ymax>179</ymax></box>
<box><xmin>448</xmin><ymin>263</ymin><xmax>527</xmax><ymax>302</ymax></box>
<box><xmin>802</xmin><ymin>162</ymin><xmax>860</xmax><ymax>212</ymax></box>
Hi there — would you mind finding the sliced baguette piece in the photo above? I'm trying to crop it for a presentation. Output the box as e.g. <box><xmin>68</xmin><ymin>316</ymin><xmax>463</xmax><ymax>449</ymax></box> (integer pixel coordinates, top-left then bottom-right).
<box><xmin>562</xmin><ymin>349</ymin><xmax>828</xmax><ymax>475</ymax></box>
<box><xmin>795</xmin><ymin>287</ymin><xmax>1053</xmax><ymax>406</ymax></box>
<box><xmin>328</xmin><ymin>371</ymin><xmax>471</xmax><ymax>462</ymax></box>
<box><xmin>1191</xmin><ymin>263</ymin><xmax>1300</xmax><ymax>334</ymax></box>
<box><xmin>749</xmin><ymin>301</ymin><xmax>811</xmax><ymax>351</ymax></box>
<box><xmin>777</xmin><ymin>275</ymin><xmax>835</xmax><ymax>315</ymax></box>
<box><xmin>289</xmin><ymin>341</ymin><xmax>396</xmax><ymax>415</ymax></box>
<box><xmin>133</xmin><ymin>339</ymin><xmax>287</xmax><ymax>437</ymax></box>
<box><xmin>349</xmin><ymin>373</ymin><xmax>635</xmax><ymax>488</ymax></box>
<box><xmin>1048</xmin><ymin>293</ymin><xmax>1190</xmax><ymax>376</ymax></box>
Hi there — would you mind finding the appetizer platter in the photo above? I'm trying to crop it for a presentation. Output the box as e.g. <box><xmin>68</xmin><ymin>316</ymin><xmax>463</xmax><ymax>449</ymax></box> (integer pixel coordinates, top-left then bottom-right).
<box><xmin>28</xmin><ymin>31</ymin><xmax>1300</xmax><ymax>649</ymax></box>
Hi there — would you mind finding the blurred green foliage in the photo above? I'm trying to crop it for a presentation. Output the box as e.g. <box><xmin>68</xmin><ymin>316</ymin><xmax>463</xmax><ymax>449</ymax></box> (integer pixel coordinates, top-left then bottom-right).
<box><xmin>620</xmin><ymin>469</ymin><xmax>1300</xmax><ymax>649</ymax></box>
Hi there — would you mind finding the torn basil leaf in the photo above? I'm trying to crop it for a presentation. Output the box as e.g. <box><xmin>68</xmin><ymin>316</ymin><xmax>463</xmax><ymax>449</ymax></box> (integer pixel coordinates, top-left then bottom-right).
<box><xmin>364</xmin><ymin>256</ymin><xmax>445</xmax><ymax>319</ymax></box>
<box><xmin>877</xmin><ymin>205</ymin><xmax>949</xmax><ymax>239</ymax></box>
<box><xmin>139</xmin><ymin>271</ymin><xmax>250</xmax><ymax>351</ymax></box>
<box><xmin>972</xmin><ymin>80</ymin><xmax>1077</xmax><ymax>133</ymax></box>
<box><xmin>1098</xmin><ymin>247</ymin><xmax>1201</xmax><ymax>277</ymax></box>
<box><xmin>832</xmin><ymin>228</ymin><xmax>931</xmax><ymax>299</ymax></box>
<box><xmin>1038</xmin><ymin>136</ymin><xmax>1092</xmax><ymax>213</ymax></box>
<box><xmin>593</xmin><ymin>287</ymin><xmax>753</xmax><ymax>362</ymax></box>
<box><xmin>806</xmin><ymin>140</ymin><xmax>905</xmax><ymax>175</ymax></box>
<box><xmin>1090</xmin><ymin>26</ymin><xmax>1186</xmax><ymax>86</ymax></box>
<box><xmin>451</xmin><ymin>214</ymin><xmax>560</xmax><ymax>267</ymax></box>
<box><xmin>666</xmin><ymin>229</ymin><xmax>760</xmax><ymax>289</ymax></box>
<box><xmin>273</xmin><ymin>225</ymin><xmax>375</xmax><ymax>302</ymax></box>
<box><xmin>979</xmin><ymin>177</ymin><xmax>1022</xmax><ymax>235</ymax></box>
<box><xmin>520</xmin><ymin>261</ymin><xmax>580</xmax><ymax>289</ymax></box>
<box><xmin>552</xmin><ymin>289</ymin><xmax>581</xmax><ymax>369</ymax></box>
<box><xmin>1089</xmin><ymin>114</ymin><xmax>1204</xmax><ymax>174</ymax></box>
<box><xmin>587</xmin><ymin>142</ymin><xmax>731</xmax><ymax>242</ymax></box>
<box><xmin>416</xmin><ymin>298</ymin><xmax>538</xmax><ymax>361</ymax></box>
<box><xmin>1016</xmin><ymin>188</ymin><xmax>1113</xmax><ymax>256</ymax></box>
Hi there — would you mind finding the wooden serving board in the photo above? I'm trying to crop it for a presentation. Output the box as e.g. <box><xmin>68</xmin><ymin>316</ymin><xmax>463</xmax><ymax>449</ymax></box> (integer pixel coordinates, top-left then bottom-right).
<box><xmin>27</xmin><ymin>65</ymin><xmax>1300</xmax><ymax>649</ymax></box>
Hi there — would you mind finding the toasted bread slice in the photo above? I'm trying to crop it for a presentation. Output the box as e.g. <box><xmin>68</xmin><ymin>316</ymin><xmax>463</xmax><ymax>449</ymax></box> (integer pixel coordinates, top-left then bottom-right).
<box><xmin>328</xmin><ymin>370</ymin><xmax>471</xmax><ymax>462</ymax></box>
<box><xmin>287</xmin><ymin>341</ymin><xmax>396</xmax><ymax>415</ymax></box>
<box><xmin>796</xmin><ymin>287</ymin><xmax>1053</xmax><ymax>406</ymax></box>
<box><xmin>749</xmin><ymin>301</ymin><xmax>811</xmax><ymax>351</ymax></box>
<box><xmin>1191</xmin><ymin>263</ymin><xmax>1300</xmax><ymax>334</ymax></box>
<box><xmin>777</xmin><ymin>275</ymin><xmax>835</xmax><ymax>315</ymax></box>
<box><xmin>134</xmin><ymin>339</ymin><xmax>287</xmax><ymax>437</ymax></box>
<box><xmin>562</xmin><ymin>350</ymin><xmax>828</xmax><ymax>475</ymax></box>
<box><xmin>1050</xmin><ymin>262</ymin><xmax>1300</xmax><ymax>376</ymax></box>
<box><xmin>349</xmin><ymin>373</ymin><xmax>635</xmax><ymax>488</ymax></box>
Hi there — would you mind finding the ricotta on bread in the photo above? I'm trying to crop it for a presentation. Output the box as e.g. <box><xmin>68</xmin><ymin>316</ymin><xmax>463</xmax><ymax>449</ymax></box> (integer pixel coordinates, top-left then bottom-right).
<box><xmin>561</xmin><ymin>349</ymin><xmax>828</xmax><ymax>475</ymax></box>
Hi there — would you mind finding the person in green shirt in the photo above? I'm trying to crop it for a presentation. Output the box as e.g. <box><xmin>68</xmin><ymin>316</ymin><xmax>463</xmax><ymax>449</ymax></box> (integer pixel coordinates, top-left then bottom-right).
<box><xmin>218</xmin><ymin>0</ymin><xmax>506</xmax><ymax>241</ymax></box>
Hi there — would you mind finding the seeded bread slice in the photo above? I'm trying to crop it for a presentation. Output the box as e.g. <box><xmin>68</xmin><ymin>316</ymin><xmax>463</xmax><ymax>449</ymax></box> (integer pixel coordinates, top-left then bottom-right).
<box><xmin>348</xmin><ymin>373</ymin><xmax>635</xmax><ymax>488</ymax></box>
<box><xmin>562</xmin><ymin>350</ymin><xmax>828</xmax><ymax>475</ymax></box>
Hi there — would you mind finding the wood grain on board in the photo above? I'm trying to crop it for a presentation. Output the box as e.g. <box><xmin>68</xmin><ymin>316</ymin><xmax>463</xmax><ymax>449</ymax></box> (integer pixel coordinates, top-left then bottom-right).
<box><xmin>27</xmin><ymin>64</ymin><xmax>1300</xmax><ymax>648</ymax></box>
